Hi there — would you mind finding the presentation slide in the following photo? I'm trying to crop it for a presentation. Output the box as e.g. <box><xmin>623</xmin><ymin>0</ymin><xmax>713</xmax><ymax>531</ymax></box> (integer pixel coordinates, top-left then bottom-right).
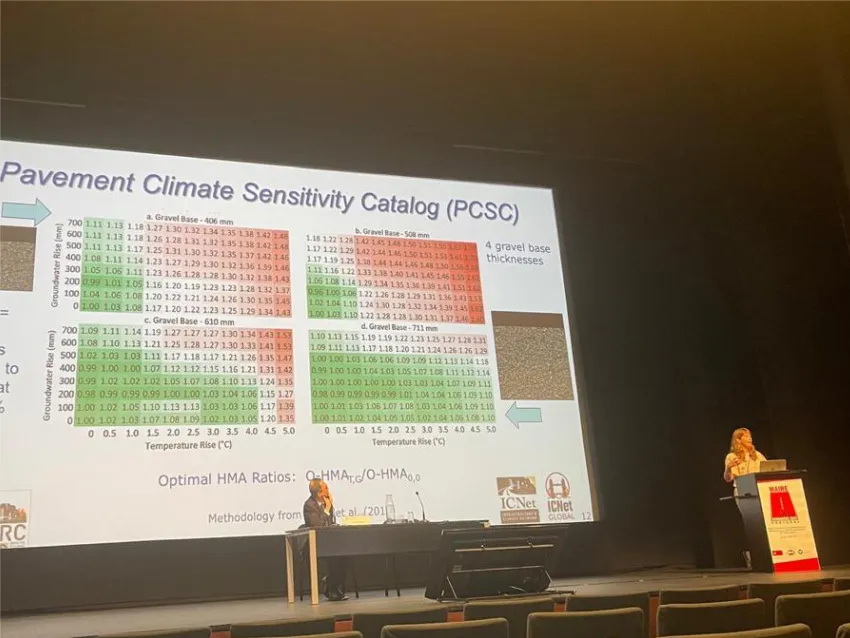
<box><xmin>0</xmin><ymin>141</ymin><xmax>595</xmax><ymax>548</ymax></box>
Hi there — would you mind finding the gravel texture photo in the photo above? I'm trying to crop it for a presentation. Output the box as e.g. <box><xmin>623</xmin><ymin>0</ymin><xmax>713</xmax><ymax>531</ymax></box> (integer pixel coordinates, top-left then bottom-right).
<box><xmin>0</xmin><ymin>225</ymin><xmax>37</xmax><ymax>292</ymax></box>
<box><xmin>492</xmin><ymin>311</ymin><xmax>574</xmax><ymax>401</ymax></box>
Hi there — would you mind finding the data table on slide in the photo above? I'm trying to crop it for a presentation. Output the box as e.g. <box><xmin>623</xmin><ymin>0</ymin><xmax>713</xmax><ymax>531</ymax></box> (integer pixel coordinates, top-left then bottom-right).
<box><xmin>309</xmin><ymin>330</ymin><xmax>496</xmax><ymax>424</ymax></box>
<box><xmin>0</xmin><ymin>139</ymin><xmax>598</xmax><ymax>548</ymax></box>
<box><xmin>67</xmin><ymin>217</ymin><xmax>297</xmax><ymax>427</ymax></box>
<box><xmin>305</xmin><ymin>234</ymin><xmax>484</xmax><ymax>324</ymax></box>
<box><xmin>79</xmin><ymin>218</ymin><xmax>291</xmax><ymax>317</ymax></box>
<box><xmin>73</xmin><ymin>324</ymin><xmax>294</xmax><ymax>427</ymax></box>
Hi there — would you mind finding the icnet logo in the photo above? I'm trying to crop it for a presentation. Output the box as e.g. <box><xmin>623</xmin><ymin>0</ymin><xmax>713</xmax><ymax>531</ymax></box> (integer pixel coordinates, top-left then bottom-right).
<box><xmin>546</xmin><ymin>473</ymin><xmax>570</xmax><ymax>499</ymax></box>
<box><xmin>545</xmin><ymin>472</ymin><xmax>574</xmax><ymax>522</ymax></box>
<box><xmin>496</xmin><ymin>477</ymin><xmax>540</xmax><ymax>524</ymax></box>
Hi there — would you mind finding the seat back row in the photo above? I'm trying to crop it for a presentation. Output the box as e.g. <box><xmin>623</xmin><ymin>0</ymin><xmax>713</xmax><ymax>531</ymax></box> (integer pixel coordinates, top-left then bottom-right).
<box><xmin>82</xmin><ymin>576</ymin><xmax>850</xmax><ymax>638</ymax></box>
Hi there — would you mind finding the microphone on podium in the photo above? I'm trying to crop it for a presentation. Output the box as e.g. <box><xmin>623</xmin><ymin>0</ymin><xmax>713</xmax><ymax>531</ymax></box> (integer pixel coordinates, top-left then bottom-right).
<box><xmin>415</xmin><ymin>490</ymin><xmax>427</xmax><ymax>522</ymax></box>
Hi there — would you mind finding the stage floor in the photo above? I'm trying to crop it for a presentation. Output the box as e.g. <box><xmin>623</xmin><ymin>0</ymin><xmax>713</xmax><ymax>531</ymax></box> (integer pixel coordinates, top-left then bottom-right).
<box><xmin>3</xmin><ymin>565</ymin><xmax>850</xmax><ymax>638</ymax></box>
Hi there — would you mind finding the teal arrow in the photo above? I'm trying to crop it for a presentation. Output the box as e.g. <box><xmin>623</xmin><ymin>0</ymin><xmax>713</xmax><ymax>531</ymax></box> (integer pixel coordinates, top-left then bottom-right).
<box><xmin>2</xmin><ymin>199</ymin><xmax>52</xmax><ymax>225</ymax></box>
<box><xmin>506</xmin><ymin>402</ymin><xmax>542</xmax><ymax>428</ymax></box>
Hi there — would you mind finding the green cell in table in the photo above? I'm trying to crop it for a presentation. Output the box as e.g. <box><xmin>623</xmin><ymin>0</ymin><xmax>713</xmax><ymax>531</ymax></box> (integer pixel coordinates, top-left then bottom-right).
<box><xmin>307</xmin><ymin>286</ymin><xmax>343</xmax><ymax>303</ymax></box>
<box><xmin>80</xmin><ymin>275</ymin><xmax>143</xmax><ymax>289</ymax></box>
<box><xmin>308</xmin><ymin>348</ymin><xmax>496</xmax><ymax>424</ymax></box>
<box><xmin>307</xmin><ymin>272</ymin><xmax>342</xmax><ymax>287</ymax></box>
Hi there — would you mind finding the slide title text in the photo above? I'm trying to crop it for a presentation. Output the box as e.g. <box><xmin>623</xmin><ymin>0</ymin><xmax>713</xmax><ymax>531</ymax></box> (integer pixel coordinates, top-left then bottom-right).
<box><xmin>0</xmin><ymin>160</ymin><xmax>521</xmax><ymax>226</ymax></box>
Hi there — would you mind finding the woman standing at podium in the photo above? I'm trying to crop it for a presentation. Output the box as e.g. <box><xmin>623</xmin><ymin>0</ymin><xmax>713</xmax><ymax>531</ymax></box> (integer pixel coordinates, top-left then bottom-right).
<box><xmin>723</xmin><ymin>427</ymin><xmax>766</xmax><ymax>484</ymax></box>
<box><xmin>722</xmin><ymin>427</ymin><xmax>766</xmax><ymax>569</ymax></box>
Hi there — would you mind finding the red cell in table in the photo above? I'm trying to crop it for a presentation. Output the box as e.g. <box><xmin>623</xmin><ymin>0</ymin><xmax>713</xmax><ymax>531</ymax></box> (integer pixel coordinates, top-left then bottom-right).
<box><xmin>273</xmin><ymin>295</ymin><xmax>291</xmax><ymax>317</ymax></box>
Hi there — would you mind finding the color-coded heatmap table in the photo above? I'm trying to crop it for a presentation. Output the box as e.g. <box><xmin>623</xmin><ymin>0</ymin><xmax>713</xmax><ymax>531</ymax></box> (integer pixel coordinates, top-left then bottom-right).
<box><xmin>73</xmin><ymin>324</ymin><xmax>294</xmax><ymax>426</ymax></box>
<box><xmin>309</xmin><ymin>330</ymin><xmax>495</xmax><ymax>424</ymax></box>
<box><xmin>80</xmin><ymin>218</ymin><xmax>291</xmax><ymax>317</ymax></box>
<box><xmin>306</xmin><ymin>234</ymin><xmax>484</xmax><ymax>324</ymax></box>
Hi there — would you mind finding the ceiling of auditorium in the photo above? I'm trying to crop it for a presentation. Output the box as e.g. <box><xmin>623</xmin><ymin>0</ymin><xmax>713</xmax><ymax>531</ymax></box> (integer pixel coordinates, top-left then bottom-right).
<box><xmin>2</xmin><ymin>2</ymin><xmax>849</xmax><ymax>168</ymax></box>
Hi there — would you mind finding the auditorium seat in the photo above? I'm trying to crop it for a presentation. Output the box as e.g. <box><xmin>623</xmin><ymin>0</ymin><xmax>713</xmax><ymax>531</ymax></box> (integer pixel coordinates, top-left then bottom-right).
<box><xmin>463</xmin><ymin>596</ymin><xmax>555</xmax><ymax>638</ymax></box>
<box><xmin>353</xmin><ymin>607</ymin><xmax>449</xmax><ymax>638</ymax></box>
<box><xmin>89</xmin><ymin>629</ymin><xmax>211</xmax><ymax>638</ymax></box>
<box><xmin>837</xmin><ymin>624</ymin><xmax>850</xmax><ymax>638</ymax></box>
<box><xmin>230</xmin><ymin>616</ymin><xmax>336</xmax><ymax>638</ymax></box>
<box><xmin>565</xmin><ymin>592</ymin><xmax>651</xmax><ymax>638</ymax></box>
<box><xmin>656</xmin><ymin>599</ymin><xmax>767</xmax><ymax>636</ymax></box>
<box><xmin>527</xmin><ymin>607</ymin><xmax>644</xmax><ymax>638</ymax></box>
<box><xmin>835</xmin><ymin>579</ymin><xmax>850</xmax><ymax>592</ymax></box>
<box><xmin>381</xmin><ymin>619</ymin><xmax>509</xmax><ymax>638</ymax></box>
<box><xmin>662</xmin><ymin>623</ymin><xmax>812</xmax><ymax>638</ymax></box>
<box><xmin>659</xmin><ymin>585</ymin><xmax>743</xmax><ymax>605</ymax></box>
<box><xmin>775</xmin><ymin>590</ymin><xmax>850</xmax><ymax>638</ymax></box>
<box><xmin>747</xmin><ymin>580</ymin><xmax>824</xmax><ymax>626</ymax></box>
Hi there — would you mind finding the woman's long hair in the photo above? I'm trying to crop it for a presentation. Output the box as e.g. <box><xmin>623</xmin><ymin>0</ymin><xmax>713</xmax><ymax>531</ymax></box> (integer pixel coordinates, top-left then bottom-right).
<box><xmin>730</xmin><ymin>427</ymin><xmax>757</xmax><ymax>460</ymax></box>
<box><xmin>308</xmin><ymin>478</ymin><xmax>324</xmax><ymax>497</ymax></box>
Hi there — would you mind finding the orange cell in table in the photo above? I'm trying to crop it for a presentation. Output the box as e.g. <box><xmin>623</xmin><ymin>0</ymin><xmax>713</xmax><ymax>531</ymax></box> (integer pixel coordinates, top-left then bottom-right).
<box><xmin>273</xmin><ymin>298</ymin><xmax>291</xmax><ymax>316</ymax></box>
<box><xmin>254</xmin><ymin>298</ymin><xmax>273</xmax><ymax>316</ymax></box>
<box><xmin>260</xmin><ymin>305</ymin><xmax>278</xmax><ymax>319</ymax></box>
<box><xmin>237</xmin><ymin>293</ymin><xmax>256</xmax><ymax>313</ymax></box>
<box><xmin>256</xmin><ymin>334</ymin><xmax>276</xmax><ymax>348</ymax></box>
<box><xmin>275</xmin><ymin>365</ymin><xmax>293</xmax><ymax>377</ymax></box>
<box><xmin>277</xmin><ymin>407</ymin><xmax>295</xmax><ymax>424</ymax></box>
<box><xmin>274</xmin><ymin>354</ymin><xmax>294</xmax><ymax>367</ymax></box>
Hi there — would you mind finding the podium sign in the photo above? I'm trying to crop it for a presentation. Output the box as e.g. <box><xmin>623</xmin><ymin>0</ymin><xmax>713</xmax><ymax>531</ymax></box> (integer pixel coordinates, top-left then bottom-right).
<box><xmin>755</xmin><ymin>477</ymin><xmax>820</xmax><ymax>572</ymax></box>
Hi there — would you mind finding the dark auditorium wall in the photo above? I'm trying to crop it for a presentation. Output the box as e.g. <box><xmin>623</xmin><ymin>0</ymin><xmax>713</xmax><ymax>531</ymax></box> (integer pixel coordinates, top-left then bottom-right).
<box><xmin>669</xmin><ymin>125</ymin><xmax>850</xmax><ymax>569</ymax></box>
<box><xmin>713</xmin><ymin>130</ymin><xmax>850</xmax><ymax>567</ymax></box>
<box><xmin>2</xmin><ymin>2</ymin><xmax>850</xmax><ymax>613</ymax></box>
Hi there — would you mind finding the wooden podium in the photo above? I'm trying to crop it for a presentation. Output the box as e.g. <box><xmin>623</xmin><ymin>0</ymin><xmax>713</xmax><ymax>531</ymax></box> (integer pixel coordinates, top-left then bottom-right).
<box><xmin>734</xmin><ymin>470</ymin><xmax>820</xmax><ymax>573</ymax></box>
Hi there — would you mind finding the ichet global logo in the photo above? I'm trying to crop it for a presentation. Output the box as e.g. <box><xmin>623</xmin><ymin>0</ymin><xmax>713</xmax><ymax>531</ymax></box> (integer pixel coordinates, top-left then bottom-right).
<box><xmin>496</xmin><ymin>476</ymin><xmax>540</xmax><ymax>524</ymax></box>
<box><xmin>545</xmin><ymin>472</ymin><xmax>574</xmax><ymax>522</ymax></box>
<box><xmin>0</xmin><ymin>491</ymin><xmax>31</xmax><ymax>549</ymax></box>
